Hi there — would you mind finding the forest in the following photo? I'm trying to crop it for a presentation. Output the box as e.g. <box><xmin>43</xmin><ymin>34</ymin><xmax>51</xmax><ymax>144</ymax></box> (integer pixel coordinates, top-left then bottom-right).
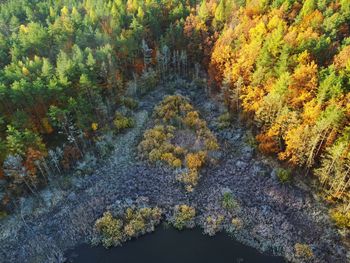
<box><xmin>0</xmin><ymin>0</ymin><xmax>350</xmax><ymax>250</ymax></box>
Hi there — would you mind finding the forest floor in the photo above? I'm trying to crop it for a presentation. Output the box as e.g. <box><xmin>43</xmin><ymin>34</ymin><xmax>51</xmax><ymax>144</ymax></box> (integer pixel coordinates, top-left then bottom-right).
<box><xmin>0</xmin><ymin>79</ymin><xmax>348</xmax><ymax>263</ymax></box>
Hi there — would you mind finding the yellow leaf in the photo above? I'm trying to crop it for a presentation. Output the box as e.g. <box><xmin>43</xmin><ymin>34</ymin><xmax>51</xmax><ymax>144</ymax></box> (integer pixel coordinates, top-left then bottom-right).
<box><xmin>22</xmin><ymin>67</ymin><xmax>29</xmax><ymax>76</ymax></box>
<box><xmin>91</xmin><ymin>122</ymin><xmax>98</xmax><ymax>131</ymax></box>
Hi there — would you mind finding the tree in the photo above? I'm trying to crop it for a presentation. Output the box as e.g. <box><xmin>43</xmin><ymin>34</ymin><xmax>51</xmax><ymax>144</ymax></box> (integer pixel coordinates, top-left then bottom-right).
<box><xmin>279</xmin><ymin>104</ymin><xmax>344</xmax><ymax>167</ymax></box>
<box><xmin>288</xmin><ymin>52</ymin><xmax>318</xmax><ymax>109</ymax></box>
<box><xmin>17</xmin><ymin>22</ymin><xmax>50</xmax><ymax>58</ymax></box>
<box><xmin>298</xmin><ymin>0</ymin><xmax>316</xmax><ymax>20</ymax></box>
<box><xmin>198</xmin><ymin>1</ymin><xmax>210</xmax><ymax>23</ymax></box>
<box><xmin>316</xmin><ymin>127</ymin><xmax>350</xmax><ymax>203</ymax></box>
<box><xmin>41</xmin><ymin>58</ymin><xmax>53</xmax><ymax>78</ymax></box>
<box><xmin>213</xmin><ymin>0</ymin><xmax>225</xmax><ymax>29</ymax></box>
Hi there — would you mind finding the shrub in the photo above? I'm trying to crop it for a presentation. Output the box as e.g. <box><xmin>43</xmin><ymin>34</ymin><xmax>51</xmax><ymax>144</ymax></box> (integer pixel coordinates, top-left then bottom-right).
<box><xmin>231</xmin><ymin>217</ymin><xmax>243</xmax><ymax>230</ymax></box>
<box><xmin>138</xmin><ymin>68</ymin><xmax>159</xmax><ymax>95</ymax></box>
<box><xmin>222</xmin><ymin>192</ymin><xmax>239</xmax><ymax>211</ymax></box>
<box><xmin>277</xmin><ymin>168</ymin><xmax>292</xmax><ymax>183</ymax></box>
<box><xmin>154</xmin><ymin>95</ymin><xmax>193</xmax><ymax>125</ymax></box>
<box><xmin>122</xmin><ymin>97</ymin><xmax>138</xmax><ymax>110</ymax></box>
<box><xmin>95</xmin><ymin>133</ymin><xmax>114</xmax><ymax>157</ymax></box>
<box><xmin>183</xmin><ymin>111</ymin><xmax>201</xmax><ymax>128</ymax></box>
<box><xmin>205</xmin><ymin>136</ymin><xmax>219</xmax><ymax>151</ymax></box>
<box><xmin>123</xmin><ymin>207</ymin><xmax>162</xmax><ymax>238</ymax></box>
<box><xmin>138</xmin><ymin>125</ymin><xmax>178</xmax><ymax>163</ymax></box>
<box><xmin>185</xmin><ymin>151</ymin><xmax>206</xmax><ymax>170</ymax></box>
<box><xmin>94</xmin><ymin>211</ymin><xmax>123</xmax><ymax>248</ymax></box>
<box><xmin>123</xmin><ymin>216</ymin><xmax>146</xmax><ymax>237</ymax></box>
<box><xmin>139</xmin><ymin>207</ymin><xmax>162</xmax><ymax>221</ymax></box>
<box><xmin>91</xmin><ymin>122</ymin><xmax>98</xmax><ymax>131</ymax></box>
<box><xmin>161</xmin><ymin>152</ymin><xmax>177</xmax><ymax>166</ymax></box>
<box><xmin>113</xmin><ymin>112</ymin><xmax>135</xmax><ymax>131</ymax></box>
<box><xmin>172</xmin><ymin>158</ymin><xmax>182</xmax><ymax>168</ymax></box>
<box><xmin>177</xmin><ymin>170</ymin><xmax>199</xmax><ymax>192</ymax></box>
<box><xmin>94</xmin><ymin>207</ymin><xmax>163</xmax><ymax>248</ymax></box>
<box><xmin>174</xmin><ymin>146</ymin><xmax>186</xmax><ymax>155</ymax></box>
<box><xmin>245</xmin><ymin>132</ymin><xmax>258</xmax><ymax>149</ymax></box>
<box><xmin>218</xmin><ymin>112</ymin><xmax>232</xmax><ymax>129</ymax></box>
<box><xmin>330</xmin><ymin>206</ymin><xmax>350</xmax><ymax>228</ymax></box>
<box><xmin>173</xmin><ymin>204</ymin><xmax>196</xmax><ymax>230</ymax></box>
<box><xmin>294</xmin><ymin>243</ymin><xmax>314</xmax><ymax>260</ymax></box>
<box><xmin>204</xmin><ymin>215</ymin><xmax>224</xmax><ymax>236</ymax></box>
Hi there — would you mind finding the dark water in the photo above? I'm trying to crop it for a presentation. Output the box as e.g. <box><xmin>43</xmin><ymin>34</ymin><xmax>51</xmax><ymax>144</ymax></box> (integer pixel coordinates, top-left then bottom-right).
<box><xmin>66</xmin><ymin>227</ymin><xmax>286</xmax><ymax>263</ymax></box>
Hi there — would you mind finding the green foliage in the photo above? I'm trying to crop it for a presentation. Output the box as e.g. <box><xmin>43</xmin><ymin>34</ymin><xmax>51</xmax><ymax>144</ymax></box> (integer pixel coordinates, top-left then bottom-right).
<box><xmin>213</xmin><ymin>0</ymin><xmax>226</xmax><ymax>29</ymax></box>
<box><xmin>0</xmin><ymin>0</ymin><xmax>350</xmax><ymax>232</ymax></box>
<box><xmin>221</xmin><ymin>192</ymin><xmax>239</xmax><ymax>211</ymax></box>
<box><xmin>330</xmin><ymin>206</ymin><xmax>350</xmax><ymax>229</ymax></box>
<box><xmin>245</xmin><ymin>132</ymin><xmax>258</xmax><ymax>149</ymax></box>
<box><xmin>95</xmin><ymin>211</ymin><xmax>124</xmax><ymax>248</ymax></box>
<box><xmin>6</xmin><ymin>125</ymin><xmax>46</xmax><ymax>157</ymax></box>
<box><xmin>122</xmin><ymin>97</ymin><xmax>139</xmax><ymax>110</ymax></box>
<box><xmin>113</xmin><ymin>112</ymin><xmax>135</xmax><ymax>132</ymax></box>
<box><xmin>298</xmin><ymin>0</ymin><xmax>316</xmax><ymax>20</ymax></box>
<box><xmin>276</xmin><ymin>168</ymin><xmax>292</xmax><ymax>184</ymax></box>
<box><xmin>205</xmin><ymin>0</ymin><xmax>350</xmax><ymax>226</ymax></box>
<box><xmin>0</xmin><ymin>0</ymin><xmax>194</xmax><ymax>204</ymax></box>
<box><xmin>218</xmin><ymin>112</ymin><xmax>232</xmax><ymax>129</ymax></box>
<box><xmin>172</xmin><ymin>204</ymin><xmax>196</xmax><ymax>230</ymax></box>
<box><xmin>198</xmin><ymin>1</ymin><xmax>210</xmax><ymax>22</ymax></box>
<box><xmin>94</xmin><ymin>207</ymin><xmax>163</xmax><ymax>248</ymax></box>
<box><xmin>138</xmin><ymin>69</ymin><xmax>159</xmax><ymax>95</ymax></box>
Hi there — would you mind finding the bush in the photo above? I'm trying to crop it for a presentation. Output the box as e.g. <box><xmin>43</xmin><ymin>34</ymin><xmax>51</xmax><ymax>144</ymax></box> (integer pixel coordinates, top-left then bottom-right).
<box><xmin>204</xmin><ymin>135</ymin><xmax>219</xmax><ymax>151</ymax></box>
<box><xmin>94</xmin><ymin>211</ymin><xmax>123</xmax><ymax>248</ymax></box>
<box><xmin>172</xmin><ymin>204</ymin><xmax>196</xmax><ymax>230</ymax></box>
<box><xmin>183</xmin><ymin>111</ymin><xmax>203</xmax><ymax>129</ymax></box>
<box><xmin>217</xmin><ymin>112</ymin><xmax>232</xmax><ymax>129</ymax></box>
<box><xmin>231</xmin><ymin>217</ymin><xmax>243</xmax><ymax>230</ymax></box>
<box><xmin>177</xmin><ymin>170</ymin><xmax>199</xmax><ymax>192</ymax></box>
<box><xmin>222</xmin><ymin>192</ymin><xmax>239</xmax><ymax>211</ymax></box>
<box><xmin>277</xmin><ymin>168</ymin><xmax>292</xmax><ymax>183</ymax></box>
<box><xmin>154</xmin><ymin>95</ymin><xmax>193</xmax><ymax>124</ymax></box>
<box><xmin>138</xmin><ymin>125</ymin><xmax>177</xmax><ymax>162</ymax></box>
<box><xmin>294</xmin><ymin>243</ymin><xmax>314</xmax><ymax>260</ymax></box>
<box><xmin>161</xmin><ymin>152</ymin><xmax>181</xmax><ymax>167</ymax></box>
<box><xmin>175</xmin><ymin>151</ymin><xmax>208</xmax><ymax>191</ymax></box>
<box><xmin>123</xmin><ymin>216</ymin><xmax>146</xmax><ymax>237</ymax></box>
<box><xmin>185</xmin><ymin>151</ymin><xmax>206</xmax><ymax>170</ymax></box>
<box><xmin>245</xmin><ymin>132</ymin><xmax>258</xmax><ymax>149</ymax></box>
<box><xmin>122</xmin><ymin>97</ymin><xmax>138</xmax><ymax>110</ymax></box>
<box><xmin>94</xmin><ymin>207</ymin><xmax>163</xmax><ymax>248</ymax></box>
<box><xmin>204</xmin><ymin>215</ymin><xmax>224</xmax><ymax>236</ymax></box>
<box><xmin>139</xmin><ymin>207</ymin><xmax>162</xmax><ymax>221</ymax></box>
<box><xmin>138</xmin><ymin>69</ymin><xmax>159</xmax><ymax>95</ymax></box>
<box><xmin>172</xmin><ymin>158</ymin><xmax>182</xmax><ymax>168</ymax></box>
<box><xmin>95</xmin><ymin>132</ymin><xmax>114</xmax><ymax>157</ymax></box>
<box><xmin>330</xmin><ymin>206</ymin><xmax>350</xmax><ymax>228</ymax></box>
<box><xmin>113</xmin><ymin>112</ymin><xmax>135</xmax><ymax>131</ymax></box>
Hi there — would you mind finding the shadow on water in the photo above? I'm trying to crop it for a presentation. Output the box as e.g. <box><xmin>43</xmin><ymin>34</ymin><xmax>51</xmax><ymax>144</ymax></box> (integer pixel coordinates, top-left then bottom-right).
<box><xmin>66</xmin><ymin>227</ymin><xmax>286</xmax><ymax>263</ymax></box>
